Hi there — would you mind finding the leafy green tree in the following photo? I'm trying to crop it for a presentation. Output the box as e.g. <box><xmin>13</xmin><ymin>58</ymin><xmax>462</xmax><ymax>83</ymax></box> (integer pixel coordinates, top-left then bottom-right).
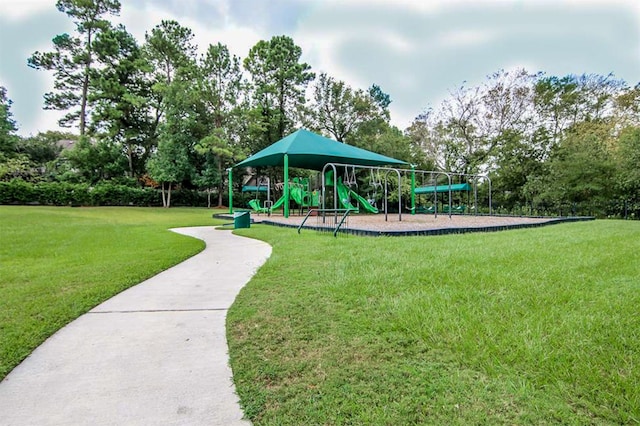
<box><xmin>62</xmin><ymin>136</ymin><xmax>127</xmax><ymax>183</ymax></box>
<box><xmin>91</xmin><ymin>25</ymin><xmax>154</xmax><ymax>178</ymax></box>
<box><xmin>195</xmin><ymin>43</ymin><xmax>246</xmax><ymax>206</ymax></box>
<box><xmin>16</xmin><ymin>131</ymin><xmax>70</xmax><ymax>165</ymax></box>
<box><xmin>147</xmin><ymin>58</ymin><xmax>209</xmax><ymax>206</ymax></box>
<box><xmin>199</xmin><ymin>43</ymin><xmax>243</xmax><ymax>127</ymax></box>
<box><xmin>405</xmin><ymin>111</ymin><xmax>450</xmax><ymax>171</ymax></box>
<box><xmin>146</xmin><ymin>138</ymin><xmax>194</xmax><ymax>207</ymax></box>
<box><xmin>192</xmin><ymin>151</ymin><xmax>220</xmax><ymax>209</ymax></box>
<box><xmin>143</xmin><ymin>20</ymin><xmax>197</xmax><ymax>130</ymax></box>
<box><xmin>244</xmin><ymin>35</ymin><xmax>314</xmax><ymax>152</ymax></box>
<box><xmin>541</xmin><ymin>121</ymin><xmax>617</xmax><ymax>215</ymax></box>
<box><xmin>533</xmin><ymin>73</ymin><xmax>625</xmax><ymax>148</ymax></box>
<box><xmin>140</xmin><ymin>20</ymin><xmax>200</xmax><ymax>197</ymax></box>
<box><xmin>614</xmin><ymin>83</ymin><xmax>640</xmax><ymax>128</ymax></box>
<box><xmin>533</xmin><ymin>75</ymin><xmax>582</xmax><ymax>147</ymax></box>
<box><xmin>616</xmin><ymin>126</ymin><xmax>640</xmax><ymax>215</ymax></box>
<box><xmin>310</xmin><ymin>73</ymin><xmax>382</xmax><ymax>143</ymax></box>
<box><xmin>28</xmin><ymin>0</ymin><xmax>121</xmax><ymax>135</ymax></box>
<box><xmin>490</xmin><ymin>129</ymin><xmax>547</xmax><ymax>212</ymax></box>
<box><xmin>368</xmin><ymin>84</ymin><xmax>391</xmax><ymax>119</ymax></box>
<box><xmin>139</xmin><ymin>20</ymin><xmax>205</xmax><ymax>207</ymax></box>
<box><xmin>347</xmin><ymin>119</ymin><xmax>414</xmax><ymax>165</ymax></box>
<box><xmin>407</xmin><ymin>101</ymin><xmax>484</xmax><ymax>174</ymax></box>
<box><xmin>194</xmin><ymin>130</ymin><xmax>244</xmax><ymax>208</ymax></box>
<box><xmin>410</xmin><ymin>69</ymin><xmax>538</xmax><ymax>175</ymax></box>
<box><xmin>0</xmin><ymin>86</ymin><xmax>19</xmax><ymax>160</ymax></box>
<box><xmin>0</xmin><ymin>156</ymin><xmax>34</xmax><ymax>182</ymax></box>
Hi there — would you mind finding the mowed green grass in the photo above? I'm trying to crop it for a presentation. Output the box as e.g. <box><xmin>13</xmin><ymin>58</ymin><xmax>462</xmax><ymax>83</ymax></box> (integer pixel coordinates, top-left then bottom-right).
<box><xmin>229</xmin><ymin>221</ymin><xmax>640</xmax><ymax>425</ymax></box>
<box><xmin>0</xmin><ymin>206</ymin><xmax>223</xmax><ymax>380</ymax></box>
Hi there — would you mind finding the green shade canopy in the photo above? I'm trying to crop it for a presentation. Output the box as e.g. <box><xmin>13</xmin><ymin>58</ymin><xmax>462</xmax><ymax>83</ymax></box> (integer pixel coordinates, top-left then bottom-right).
<box><xmin>414</xmin><ymin>183</ymin><xmax>471</xmax><ymax>194</ymax></box>
<box><xmin>235</xmin><ymin>129</ymin><xmax>408</xmax><ymax>170</ymax></box>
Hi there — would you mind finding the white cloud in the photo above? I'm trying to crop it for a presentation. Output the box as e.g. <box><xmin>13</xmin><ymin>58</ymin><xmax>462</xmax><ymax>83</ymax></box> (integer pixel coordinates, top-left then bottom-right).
<box><xmin>433</xmin><ymin>29</ymin><xmax>499</xmax><ymax>49</ymax></box>
<box><xmin>2</xmin><ymin>0</ymin><xmax>639</xmax><ymax>136</ymax></box>
<box><xmin>115</xmin><ymin>2</ymin><xmax>263</xmax><ymax>58</ymax></box>
<box><xmin>322</xmin><ymin>0</ymin><xmax>436</xmax><ymax>13</ymax></box>
<box><xmin>0</xmin><ymin>0</ymin><xmax>52</xmax><ymax>20</ymax></box>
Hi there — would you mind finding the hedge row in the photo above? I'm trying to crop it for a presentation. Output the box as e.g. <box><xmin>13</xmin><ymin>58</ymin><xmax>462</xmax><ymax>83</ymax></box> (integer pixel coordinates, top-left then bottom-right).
<box><xmin>0</xmin><ymin>180</ymin><xmax>211</xmax><ymax>207</ymax></box>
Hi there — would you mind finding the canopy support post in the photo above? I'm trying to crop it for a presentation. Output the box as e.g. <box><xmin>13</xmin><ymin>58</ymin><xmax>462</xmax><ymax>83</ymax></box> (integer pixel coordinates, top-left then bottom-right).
<box><xmin>284</xmin><ymin>154</ymin><xmax>290</xmax><ymax>218</ymax></box>
<box><xmin>411</xmin><ymin>165</ymin><xmax>416</xmax><ymax>215</ymax></box>
<box><xmin>227</xmin><ymin>168</ymin><xmax>233</xmax><ymax>214</ymax></box>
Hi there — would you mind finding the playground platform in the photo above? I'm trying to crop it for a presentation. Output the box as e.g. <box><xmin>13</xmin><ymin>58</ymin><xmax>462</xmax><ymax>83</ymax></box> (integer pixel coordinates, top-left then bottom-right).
<box><xmin>217</xmin><ymin>212</ymin><xmax>595</xmax><ymax>237</ymax></box>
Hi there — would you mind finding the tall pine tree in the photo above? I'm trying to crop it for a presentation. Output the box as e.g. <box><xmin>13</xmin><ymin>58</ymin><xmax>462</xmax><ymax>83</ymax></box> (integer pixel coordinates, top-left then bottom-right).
<box><xmin>28</xmin><ymin>0</ymin><xmax>121</xmax><ymax>135</ymax></box>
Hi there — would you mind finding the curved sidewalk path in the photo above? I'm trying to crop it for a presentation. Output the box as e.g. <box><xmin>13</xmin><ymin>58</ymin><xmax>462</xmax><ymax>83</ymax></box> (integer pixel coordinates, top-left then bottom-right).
<box><xmin>0</xmin><ymin>227</ymin><xmax>271</xmax><ymax>426</ymax></box>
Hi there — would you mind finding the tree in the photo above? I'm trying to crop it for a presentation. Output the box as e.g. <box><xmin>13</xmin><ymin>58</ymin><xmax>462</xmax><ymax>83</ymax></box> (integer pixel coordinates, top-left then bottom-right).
<box><xmin>0</xmin><ymin>86</ymin><xmax>19</xmax><ymax>159</ymax></box>
<box><xmin>616</xmin><ymin>126</ymin><xmax>640</xmax><ymax>215</ymax></box>
<box><xmin>406</xmin><ymin>111</ymin><xmax>450</xmax><ymax>171</ymax></box>
<box><xmin>90</xmin><ymin>25</ymin><xmax>154</xmax><ymax>178</ymax></box>
<box><xmin>146</xmin><ymin>138</ymin><xmax>193</xmax><ymax>207</ymax></box>
<box><xmin>541</xmin><ymin>121</ymin><xmax>617</xmax><ymax>215</ymax></box>
<box><xmin>408</xmin><ymin>85</ymin><xmax>487</xmax><ymax>174</ymax></box>
<box><xmin>140</xmin><ymin>20</ymin><xmax>204</xmax><ymax>207</ymax></box>
<box><xmin>62</xmin><ymin>136</ymin><xmax>127</xmax><ymax>183</ymax></box>
<box><xmin>533</xmin><ymin>73</ymin><xmax>625</xmax><ymax>149</ymax></box>
<box><xmin>614</xmin><ymin>83</ymin><xmax>640</xmax><ymax>128</ymax></box>
<box><xmin>490</xmin><ymin>129</ymin><xmax>546</xmax><ymax>212</ymax></box>
<box><xmin>16</xmin><ymin>131</ymin><xmax>69</xmax><ymax>165</ymax></box>
<box><xmin>409</xmin><ymin>69</ymin><xmax>538</xmax><ymax>175</ymax></box>
<box><xmin>194</xmin><ymin>129</ymin><xmax>244</xmax><ymax>208</ymax></box>
<box><xmin>0</xmin><ymin>87</ymin><xmax>27</xmax><ymax>182</ymax></box>
<box><xmin>196</xmin><ymin>43</ymin><xmax>245</xmax><ymax>207</ymax></box>
<box><xmin>368</xmin><ymin>84</ymin><xmax>391</xmax><ymax>118</ymax></box>
<box><xmin>244</xmin><ymin>35</ymin><xmax>314</xmax><ymax>152</ymax></box>
<box><xmin>310</xmin><ymin>73</ymin><xmax>381</xmax><ymax>143</ymax></box>
<box><xmin>0</xmin><ymin>156</ymin><xmax>34</xmax><ymax>182</ymax></box>
<box><xmin>28</xmin><ymin>0</ymin><xmax>121</xmax><ymax>135</ymax></box>
<box><xmin>143</xmin><ymin>20</ymin><xmax>197</xmax><ymax>132</ymax></box>
<box><xmin>351</xmin><ymin>119</ymin><xmax>423</xmax><ymax>166</ymax></box>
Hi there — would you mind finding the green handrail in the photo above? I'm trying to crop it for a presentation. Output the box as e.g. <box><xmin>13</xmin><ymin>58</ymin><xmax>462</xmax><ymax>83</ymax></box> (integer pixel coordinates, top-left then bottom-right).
<box><xmin>297</xmin><ymin>208</ymin><xmax>352</xmax><ymax>237</ymax></box>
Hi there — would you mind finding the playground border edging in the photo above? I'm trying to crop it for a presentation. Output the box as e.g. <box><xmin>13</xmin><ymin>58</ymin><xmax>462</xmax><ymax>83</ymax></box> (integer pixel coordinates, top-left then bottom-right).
<box><xmin>214</xmin><ymin>214</ymin><xmax>595</xmax><ymax>237</ymax></box>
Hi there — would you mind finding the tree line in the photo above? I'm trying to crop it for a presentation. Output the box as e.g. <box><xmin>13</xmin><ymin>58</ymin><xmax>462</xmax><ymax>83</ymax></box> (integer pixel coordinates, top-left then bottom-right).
<box><xmin>1</xmin><ymin>0</ymin><xmax>638</xmax><ymax>216</ymax></box>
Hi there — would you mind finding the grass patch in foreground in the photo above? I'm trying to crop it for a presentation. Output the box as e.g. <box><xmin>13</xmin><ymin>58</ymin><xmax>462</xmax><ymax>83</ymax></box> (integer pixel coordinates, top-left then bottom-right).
<box><xmin>228</xmin><ymin>221</ymin><xmax>640</xmax><ymax>425</ymax></box>
<box><xmin>0</xmin><ymin>206</ymin><xmax>224</xmax><ymax>380</ymax></box>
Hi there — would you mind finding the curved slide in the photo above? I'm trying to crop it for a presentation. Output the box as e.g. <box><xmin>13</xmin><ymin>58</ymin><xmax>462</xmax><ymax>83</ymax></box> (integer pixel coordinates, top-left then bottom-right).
<box><xmin>248</xmin><ymin>197</ymin><xmax>285</xmax><ymax>213</ymax></box>
<box><xmin>263</xmin><ymin>187</ymin><xmax>316</xmax><ymax>213</ymax></box>
<box><xmin>270</xmin><ymin>195</ymin><xmax>286</xmax><ymax>210</ymax></box>
<box><xmin>336</xmin><ymin>181</ymin><xmax>378</xmax><ymax>214</ymax></box>
<box><xmin>289</xmin><ymin>186</ymin><xmax>307</xmax><ymax>206</ymax></box>
<box><xmin>260</xmin><ymin>185</ymin><xmax>370</xmax><ymax>214</ymax></box>
<box><xmin>248</xmin><ymin>199</ymin><xmax>268</xmax><ymax>213</ymax></box>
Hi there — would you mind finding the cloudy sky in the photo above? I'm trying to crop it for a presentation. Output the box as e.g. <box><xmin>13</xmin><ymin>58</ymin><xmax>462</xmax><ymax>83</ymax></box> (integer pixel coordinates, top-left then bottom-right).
<box><xmin>0</xmin><ymin>0</ymin><xmax>638</xmax><ymax>136</ymax></box>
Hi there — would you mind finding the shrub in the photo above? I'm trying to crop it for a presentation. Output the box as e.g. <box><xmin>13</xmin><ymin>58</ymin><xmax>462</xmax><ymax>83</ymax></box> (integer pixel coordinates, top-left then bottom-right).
<box><xmin>0</xmin><ymin>180</ymin><xmax>212</xmax><ymax>207</ymax></box>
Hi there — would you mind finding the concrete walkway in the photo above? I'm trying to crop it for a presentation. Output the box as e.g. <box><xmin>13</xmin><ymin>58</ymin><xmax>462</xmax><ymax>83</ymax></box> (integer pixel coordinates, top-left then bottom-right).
<box><xmin>0</xmin><ymin>227</ymin><xmax>271</xmax><ymax>426</ymax></box>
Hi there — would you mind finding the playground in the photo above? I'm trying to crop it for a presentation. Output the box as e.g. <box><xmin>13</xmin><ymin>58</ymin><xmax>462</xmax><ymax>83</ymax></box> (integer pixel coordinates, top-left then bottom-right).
<box><xmin>229</xmin><ymin>129</ymin><xmax>590</xmax><ymax>235</ymax></box>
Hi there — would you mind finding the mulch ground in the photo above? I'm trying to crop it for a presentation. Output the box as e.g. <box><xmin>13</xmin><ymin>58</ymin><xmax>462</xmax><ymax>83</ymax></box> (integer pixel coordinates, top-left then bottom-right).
<box><xmin>251</xmin><ymin>212</ymin><xmax>561</xmax><ymax>235</ymax></box>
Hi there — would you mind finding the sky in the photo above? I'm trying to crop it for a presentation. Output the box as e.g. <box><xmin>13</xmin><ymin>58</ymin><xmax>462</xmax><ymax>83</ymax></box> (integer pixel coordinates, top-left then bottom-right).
<box><xmin>0</xmin><ymin>0</ymin><xmax>638</xmax><ymax>137</ymax></box>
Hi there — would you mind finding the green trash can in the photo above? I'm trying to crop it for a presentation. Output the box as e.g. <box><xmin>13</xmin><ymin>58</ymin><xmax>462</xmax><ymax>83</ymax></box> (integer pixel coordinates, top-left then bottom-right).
<box><xmin>234</xmin><ymin>211</ymin><xmax>250</xmax><ymax>229</ymax></box>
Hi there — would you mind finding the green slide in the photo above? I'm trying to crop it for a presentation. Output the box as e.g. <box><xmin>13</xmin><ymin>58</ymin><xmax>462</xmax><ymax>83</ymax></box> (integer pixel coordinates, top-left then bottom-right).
<box><xmin>248</xmin><ymin>199</ymin><xmax>268</xmax><ymax>213</ymax></box>
<box><xmin>268</xmin><ymin>190</ymin><xmax>311</xmax><ymax>213</ymax></box>
<box><xmin>269</xmin><ymin>195</ymin><xmax>286</xmax><ymax>211</ymax></box>
<box><xmin>336</xmin><ymin>181</ymin><xmax>358</xmax><ymax>211</ymax></box>
<box><xmin>350</xmin><ymin>188</ymin><xmax>378</xmax><ymax>213</ymax></box>
<box><xmin>289</xmin><ymin>186</ymin><xmax>307</xmax><ymax>206</ymax></box>
<box><xmin>336</xmin><ymin>181</ymin><xmax>378</xmax><ymax>214</ymax></box>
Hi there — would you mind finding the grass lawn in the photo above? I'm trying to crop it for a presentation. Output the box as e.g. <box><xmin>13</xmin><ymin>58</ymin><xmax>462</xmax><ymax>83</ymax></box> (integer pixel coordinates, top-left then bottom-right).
<box><xmin>0</xmin><ymin>206</ymin><xmax>224</xmax><ymax>380</ymax></box>
<box><xmin>229</xmin><ymin>220</ymin><xmax>640</xmax><ymax>425</ymax></box>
